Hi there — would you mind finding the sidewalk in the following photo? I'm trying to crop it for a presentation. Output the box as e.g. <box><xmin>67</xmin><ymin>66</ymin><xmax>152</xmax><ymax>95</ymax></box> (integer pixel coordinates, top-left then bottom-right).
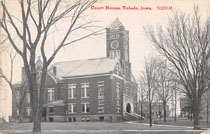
<box><xmin>201</xmin><ymin>129</ymin><xmax>210</xmax><ymax>134</ymax></box>
<box><xmin>126</xmin><ymin>121</ymin><xmax>194</xmax><ymax>129</ymax></box>
<box><xmin>0</xmin><ymin>129</ymin><xmax>204</xmax><ymax>133</ymax></box>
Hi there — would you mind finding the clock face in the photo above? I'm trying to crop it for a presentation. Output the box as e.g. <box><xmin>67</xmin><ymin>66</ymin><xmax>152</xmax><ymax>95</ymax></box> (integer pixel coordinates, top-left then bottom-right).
<box><xmin>111</xmin><ymin>40</ymin><xmax>119</xmax><ymax>49</ymax></box>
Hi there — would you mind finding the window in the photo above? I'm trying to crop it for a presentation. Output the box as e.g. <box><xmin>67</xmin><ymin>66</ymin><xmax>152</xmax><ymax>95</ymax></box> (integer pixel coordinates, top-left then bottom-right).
<box><xmin>98</xmin><ymin>107</ymin><xmax>105</xmax><ymax>113</ymax></box>
<box><xmin>17</xmin><ymin>109</ymin><xmax>19</xmax><ymax>116</ymax></box>
<box><xmin>69</xmin><ymin>117</ymin><xmax>76</xmax><ymax>122</ymax></box>
<box><xmin>26</xmin><ymin>107</ymin><xmax>31</xmax><ymax>116</ymax></box>
<box><xmin>98</xmin><ymin>99</ymin><xmax>104</xmax><ymax>105</ymax></box>
<box><xmin>16</xmin><ymin>91</ymin><xmax>20</xmax><ymax>104</ymax></box>
<box><xmin>82</xmin><ymin>117</ymin><xmax>85</xmax><ymax>122</ymax></box>
<box><xmin>110</xmin><ymin>33</ymin><xmax>119</xmax><ymax>39</ymax></box>
<box><xmin>125</xmin><ymin>86</ymin><xmax>129</xmax><ymax>95</ymax></box>
<box><xmin>116</xmin><ymin>83</ymin><xmax>120</xmax><ymax>98</ymax></box>
<box><xmin>68</xmin><ymin>103</ymin><xmax>76</xmax><ymax>113</ymax></box>
<box><xmin>98</xmin><ymin>82</ymin><xmax>104</xmax><ymax>98</ymax></box>
<box><xmin>116</xmin><ymin>83</ymin><xmax>121</xmax><ymax>108</ymax></box>
<box><xmin>125</xmin><ymin>52</ymin><xmax>129</xmax><ymax>61</ymax></box>
<box><xmin>68</xmin><ymin>84</ymin><xmax>76</xmax><ymax>99</ymax></box>
<box><xmin>81</xmin><ymin>103</ymin><xmax>90</xmax><ymax>113</ymax></box>
<box><xmin>125</xmin><ymin>67</ymin><xmax>129</xmax><ymax>77</ymax></box>
<box><xmin>49</xmin><ymin>117</ymin><xmax>54</xmax><ymax>122</ymax></box>
<box><xmin>26</xmin><ymin>92</ymin><xmax>30</xmax><ymax>104</ymax></box>
<box><xmin>110</xmin><ymin>50</ymin><xmax>120</xmax><ymax>59</ymax></box>
<box><xmin>110</xmin><ymin>51</ymin><xmax>114</xmax><ymax>58</ymax></box>
<box><xmin>48</xmin><ymin>88</ymin><xmax>55</xmax><ymax>102</ymax></box>
<box><xmin>99</xmin><ymin>116</ymin><xmax>104</xmax><ymax>121</ymax></box>
<box><xmin>49</xmin><ymin>106</ymin><xmax>54</xmax><ymax>113</ymax></box>
<box><xmin>81</xmin><ymin>83</ymin><xmax>89</xmax><ymax>98</ymax></box>
<box><xmin>115</xmin><ymin>50</ymin><xmax>120</xmax><ymax>59</ymax></box>
<box><xmin>125</xmin><ymin>85</ymin><xmax>131</xmax><ymax>95</ymax></box>
<box><xmin>117</xmin><ymin>99</ymin><xmax>120</xmax><ymax>106</ymax></box>
<box><xmin>73</xmin><ymin>117</ymin><xmax>76</xmax><ymax>122</ymax></box>
<box><xmin>122</xmin><ymin>64</ymin><xmax>125</xmax><ymax>75</ymax></box>
<box><xmin>116</xmin><ymin>108</ymin><xmax>121</xmax><ymax>113</ymax></box>
<box><xmin>115</xmin><ymin>64</ymin><xmax>120</xmax><ymax>75</ymax></box>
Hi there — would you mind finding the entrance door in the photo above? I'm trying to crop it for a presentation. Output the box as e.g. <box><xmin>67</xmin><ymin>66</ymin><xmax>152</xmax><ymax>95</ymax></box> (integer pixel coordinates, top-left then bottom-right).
<box><xmin>126</xmin><ymin>103</ymin><xmax>131</xmax><ymax>113</ymax></box>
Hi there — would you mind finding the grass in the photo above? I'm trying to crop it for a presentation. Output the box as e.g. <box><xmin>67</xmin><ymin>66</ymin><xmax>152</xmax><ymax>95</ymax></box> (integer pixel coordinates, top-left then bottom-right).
<box><xmin>0</xmin><ymin>122</ymin><xmax>195</xmax><ymax>130</ymax></box>
<box><xmin>0</xmin><ymin>121</ymin><xmax>207</xmax><ymax>134</ymax></box>
<box><xmin>148</xmin><ymin>117</ymin><xmax>210</xmax><ymax>128</ymax></box>
<box><xmin>0</xmin><ymin>131</ymin><xmax>203</xmax><ymax>133</ymax></box>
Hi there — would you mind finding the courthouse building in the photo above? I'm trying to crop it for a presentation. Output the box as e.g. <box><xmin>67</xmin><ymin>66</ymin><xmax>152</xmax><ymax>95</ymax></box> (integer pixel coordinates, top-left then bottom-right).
<box><xmin>12</xmin><ymin>18</ymin><xmax>138</xmax><ymax>122</ymax></box>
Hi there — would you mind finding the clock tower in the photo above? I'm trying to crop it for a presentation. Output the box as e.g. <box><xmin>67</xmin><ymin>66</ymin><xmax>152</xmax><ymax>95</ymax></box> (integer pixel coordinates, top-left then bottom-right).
<box><xmin>106</xmin><ymin>18</ymin><xmax>131</xmax><ymax>78</ymax></box>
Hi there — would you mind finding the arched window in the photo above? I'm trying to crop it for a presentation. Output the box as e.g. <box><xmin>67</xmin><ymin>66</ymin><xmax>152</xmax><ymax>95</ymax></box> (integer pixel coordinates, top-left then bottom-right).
<box><xmin>110</xmin><ymin>50</ymin><xmax>120</xmax><ymax>59</ymax></box>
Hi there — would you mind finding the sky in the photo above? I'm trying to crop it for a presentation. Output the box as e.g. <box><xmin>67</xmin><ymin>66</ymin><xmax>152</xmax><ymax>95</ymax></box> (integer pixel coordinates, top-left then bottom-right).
<box><xmin>2</xmin><ymin>0</ymin><xmax>209</xmax><ymax>83</ymax></box>
<box><xmin>0</xmin><ymin>0</ymin><xmax>209</xmax><ymax>121</ymax></box>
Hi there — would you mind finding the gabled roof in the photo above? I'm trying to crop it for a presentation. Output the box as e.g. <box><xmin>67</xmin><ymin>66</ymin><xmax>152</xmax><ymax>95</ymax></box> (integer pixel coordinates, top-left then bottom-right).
<box><xmin>108</xmin><ymin>18</ymin><xmax>124</xmax><ymax>30</ymax></box>
<box><xmin>49</xmin><ymin>57</ymin><xmax>119</xmax><ymax>79</ymax></box>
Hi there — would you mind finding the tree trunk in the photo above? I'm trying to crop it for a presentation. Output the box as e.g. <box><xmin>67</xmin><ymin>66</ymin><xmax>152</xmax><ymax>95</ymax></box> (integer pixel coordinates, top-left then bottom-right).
<box><xmin>174</xmin><ymin>89</ymin><xmax>177</xmax><ymax>122</ymax></box>
<box><xmin>207</xmin><ymin>99</ymin><xmax>209</xmax><ymax>127</ymax></box>
<box><xmin>18</xmin><ymin>90</ymin><xmax>26</xmax><ymax>123</ymax></box>
<box><xmin>163</xmin><ymin>102</ymin><xmax>167</xmax><ymax>123</ymax></box>
<box><xmin>29</xmin><ymin>51</ymin><xmax>41</xmax><ymax>133</ymax></box>
<box><xmin>190</xmin><ymin>110</ymin><xmax>193</xmax><ymax>121</ymax></box>
<box><xmin>193</xmin><ymin>97</ymin><xmax>201</xmax><ymax>130</ymax></box>
<box><xmin>18</xmin><ymin>105</ymin><xmax>24</xmax><ymax>123</ymax></box>
<box><xmin>33</xmin><ymin>111</ymin><xmax>41</xmax><ymax>133</ymax></box>
<box><xmin>140</xmin><ymin>103</ymin><xmax>143</xmax><ymax>117</ymax></box>
<box><xmin>149</xmin><ymin>102</ymin><xmax>152</xmax><ymax>127</ymax></box>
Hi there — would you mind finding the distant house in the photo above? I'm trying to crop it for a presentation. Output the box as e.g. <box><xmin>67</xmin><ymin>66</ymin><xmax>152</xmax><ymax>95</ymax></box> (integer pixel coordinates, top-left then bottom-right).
<box><xmin>152</xmin><ymin>102</ymin><xmax>170</xmax><ymax>119</ymax></box>
<box><xmin>138</xmin><ymin>101</ymin><xmax>170</xmax><ymax>119</ymax></box>
<box><xmin>179</xmin><ymin>97</ymin><xmax>191</xmax><ymax>118</ymax></box>
<box><xmin>12</xmin><ymin>18</ymin><xmax>138</xmax><ymax>122</ymax></box>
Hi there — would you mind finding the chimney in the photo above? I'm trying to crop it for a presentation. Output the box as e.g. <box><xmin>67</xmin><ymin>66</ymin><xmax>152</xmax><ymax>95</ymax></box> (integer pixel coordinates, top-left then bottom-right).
<box><xmin>53</xmin><ymin>66</ymin><xmax>57</xmax><ymax>76</ymax></box>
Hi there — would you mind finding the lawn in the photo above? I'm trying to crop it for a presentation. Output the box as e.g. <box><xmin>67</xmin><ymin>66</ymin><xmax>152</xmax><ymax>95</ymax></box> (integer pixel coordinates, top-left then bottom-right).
<box><xmin>0</xmin><ymin>121</ymin><xmax>206</xmax><ymax>134</ymax></box>
<box><xmin>0</xmin><ymin>122</ymin><xmax>195</xmax><ymax>130</ymax></box>
<box><xmin>149</xmin><ymin>117</ymin><xmax>210</xmax><ymax>129</ymax></box>
<box><xmin>0</xmin><ymin>131</ymin><xmax>204</xmax><ymax>134</ymax></box>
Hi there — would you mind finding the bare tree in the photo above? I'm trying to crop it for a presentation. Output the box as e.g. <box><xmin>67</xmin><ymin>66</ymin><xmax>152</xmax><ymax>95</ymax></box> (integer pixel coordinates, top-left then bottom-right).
<box><xmin>144</xmin><ymin>6</ymin><xmax>210</xmax><ymax>129</ymax></box>
<box><xmin>0</xmin><ymin>50</ymin><xmax>16</xmax><ymax>92</ymax></box>
<box><xmin>155</xmin><ymin>61</ymin><xmax>173</xmax><ymax>123</ymax></box>
<box><xmin>0</xmin><ymin>50</ymin><xmax>27</xmax><ymax>122</ymax></box>
<box><xmin>141</xmin><ymin>56</ymin><xmax>159</xmax><ymax>127</ymax></box>
<box><xmin>171</xmin><ymin>79</ymin><xmax>178</xmax><ymax>122</ymax></box>
<box><xmin>203</xmin><ymin>89</ymin><xmax>210</xmax><ymax>127</ymax></box>
<box><xmin>0</xmin><ymin>0</ymin><xmax>102</xmax><ymax>132</ymax></box>
<box><xmin>138</xmin><ymin>79</ymin><xmax>147</xmax><ymax>118</ymax></box>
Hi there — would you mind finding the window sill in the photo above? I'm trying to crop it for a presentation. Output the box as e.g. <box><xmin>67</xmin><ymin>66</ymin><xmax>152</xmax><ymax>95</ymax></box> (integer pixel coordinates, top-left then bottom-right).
<box><xmin>68</xmin><ymin>98</ymin><xmax>76</xmax><ymax>99</ymax></box>
<box><xmin>98</xmin><ymin>96</ymin><xmax>104</xmax><ymax>99</ymax></box>
<box><xmin>68</xmin><ymin>112</ymin><xmax>76</xmax><ymax>114</ymax></box>
<box><xmin>81</xmin><ymin>97</ymin><xmax>90</xmax><ymax>99</ymax></box>
<box><xmin>81</xmin><ymin>112</ymin><xmax>90</xmax><ymax>114</ymax></box>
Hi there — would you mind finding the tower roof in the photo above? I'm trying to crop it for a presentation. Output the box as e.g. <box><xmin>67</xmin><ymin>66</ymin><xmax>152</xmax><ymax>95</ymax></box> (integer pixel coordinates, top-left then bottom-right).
<box><xmin>108</xmin><ymin>18</ymin><xmax>124</xmax><ymax>30</ymax></box>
